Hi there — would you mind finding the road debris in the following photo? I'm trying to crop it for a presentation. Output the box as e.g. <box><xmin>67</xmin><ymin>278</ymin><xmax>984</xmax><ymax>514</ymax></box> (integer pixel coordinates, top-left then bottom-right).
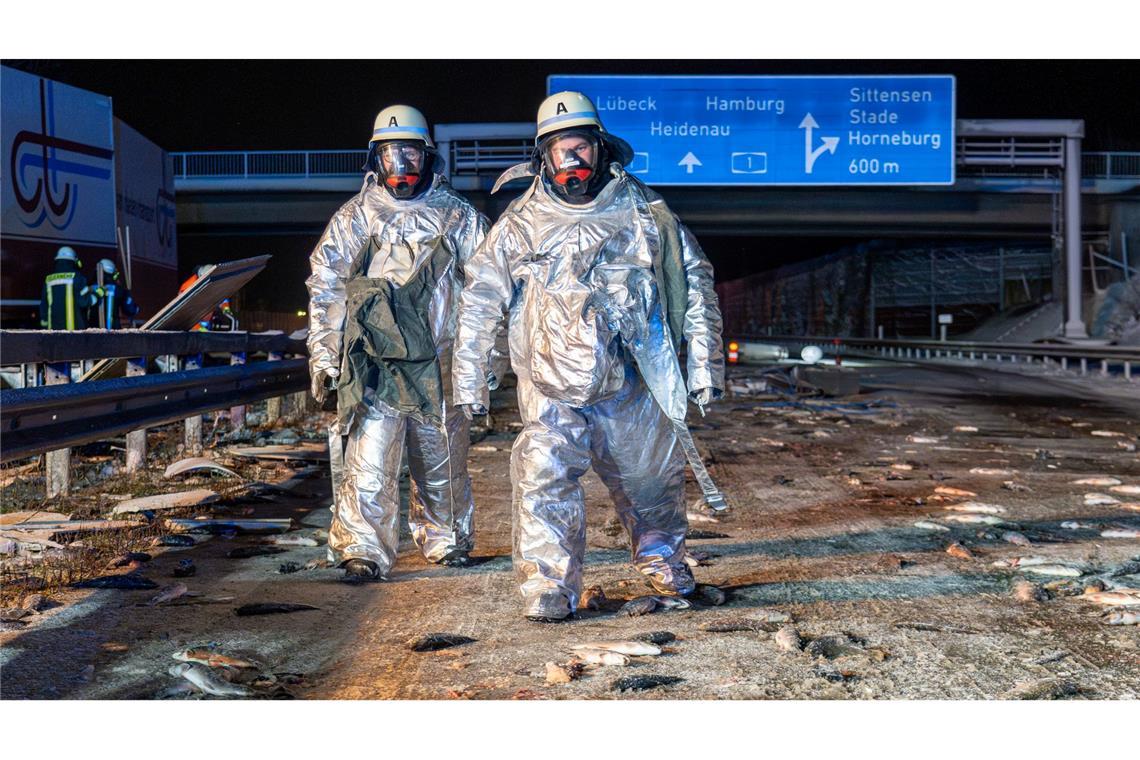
<box><xmin>234</xmin><ymin>603</ymin><xmax>320</xmax><ymax>616</ymax></box>
<box><xmin>164</xmin><ymin>457</ymin><xmax>240</xmax><ymax>479</ymax></box>
<box><xmin>943</xmin><ymin>502</ymin><xmax>1006</xmax><ymax>514</ymax></box>
<box><xmin>1101</xmin><ymin>529</ymin><xmax>1140</xmax><ymax>539</ymax></box>
<box><xmin>914</xmin><ymin>521</ymin><xmax>951</xmax><ymax>532</ymax></box>
<box><xmin>970</xmin><ymin>468</ymin><xmax>1015</xmax><ymax>476</ymax></box>
<box><xmin>1102</xmin><ymin>610</ymin><xmax>1140</xmax><ymax>625</ymax></box>
<box><xmin>261</xmin><ymin>534</ymin><xmax>320</xmax><ymax>547</ymax></box>
<box><xmin>106</xmin><ymin>552</ymin><xmax>152</xmax><ymax>569</ymax></box>
<box><xmin>944</xmin><ymin>514</ymin><xmax>1005</xmax><ymax>525</ymax></box>
<box><xmin>277</xmin><ymin>562</ymin><xmax>303</xmax><ymax>574</ymax></box>
<box><xmin>1012</xmin><ymin>580</ymin><xmax>1050</xmax><ymax>602</ymax></box>
<box><xmin>1080</xmin><ymin>589</ymin><xmax>1140</xmax><ymax>606</ymax></box>
<box><xmin>1000</xmin><ymin>679</ymin><xmax>1081</xmax><ymax>700</ymax></box>
<box><xmin>686</xmin><ymin>529</ymin><xmax>729</xmax><ymax>540</ymax></box>
<box><xmin>174</xmin><ymin>647</ymin><xmax>259</xmax><ymax>670</ymax></box>
<box><xmin>1072</xmin><ymin>477</ymin><xmax>1122</xmax><ymax>486</ymax></box>
<box><xmin>573</xmin><ymin>649</ymin><xmax>630</xmax><ymax>666</ymax></box>
<box><xmin>545</xmin><ymin>661</ymin><xmax>583</xmax><ymax>684</ymax></box>
<box><xmin>805</xmin><ymin>633</ymin><xmax>867</xmax><ymax>660</ymax></box>
<box><xmin>152</xmin><ymin>534</ymin><xmax>198</xmax><ymax>547</ymax></box>
<box><xmin>110</xmin><ymin>490</ymin><xmax>219</xmax><ymax>514</ymax></box>
<box><xmin>1002</xmin><ymin>481</ymin><xmax>1031</xmax><ymax>492</ymax></box>
<box><xmin>945</xmin><ymin>542</ymin><xmax>975</xmax><ymax>560</ymax></box>
<box><xmin>1018</xmin><ymin>564</ymin><xmax>1084</xmax><ymax>577</ymax></box>
<box><xmin>173</xmin><ymin>559</ymin><xmax>196</xmax><ymax>578</ymax></box>
<box><xmin>167</xmin><ymin>518</ymin><xmax>293</xmax><ymax>535</ymax></box>
<box><xmin>408</xmin><ymin>633</ymin><xmax>477</xmax><ymax>652</ymax></box>
<box><xmin>934</xmin><ymin>486</ymin><xmax>976</xmax><ymax>498</ymax></box>
<box><xmin>631</xmin><ymin>631</ymin><xmax>676</xmax><ymax>645</ymax></box>
<box><xmin>1</xmin><ymin>607</ymin><xmax>35</xmax><ymax>622</ymax></box>
<box><xmin>892</xmin><ymin>621</ymin><xmax>982</xmax><ymax>634</ymax></box>
<box><xmin>612</xmin><ymin>675</ymin><xmax>683</xmax><ymax>692</ymax></box>
<box><xmin>147</xmin><ymin>583</ymin><xmax>189</xmax><ymax>606</ymax></box>
<box><xmin>1084</xmin><ymin>493</ymin><xmax>1121</xmax><ymax>506</ymax></box>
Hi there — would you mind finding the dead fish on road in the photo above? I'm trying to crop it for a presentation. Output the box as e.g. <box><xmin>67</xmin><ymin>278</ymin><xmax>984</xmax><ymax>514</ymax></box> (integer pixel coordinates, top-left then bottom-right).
<box><xmin>571</xmin><ymin>641</ymin><xmax>661</xmax><ymax>657</ymax></box>
<box><xmin>1002</xmin><ymin>531</ymin><xmax>1032</xmax><ymax>547</ymax></box>
<box><xmin>1060</xmin><ymin>521</ymin><xmax>1098</xmax><ymax>531</ymax></box>
<box><xmin>1109</xmin><ymin>485</ymin><xmax>1140</xmax><ymax>496</ymax></box>
<box><xmin>304</xmin><ymin>558</ymin><xmax>333</xmax><ymax>571</ymax></box>
<box><xmin>970</xmin><ymin>468</ymin><xmax>1014</xmax><ymax>476</ymax></box>
<box><xmin>1012</xmin><ymin>580</ymin><xmax>1050</xmax><ymax>602</ymax></box>
<box><xmin>73</xmin><ymin>574</ymin><xmax>158</xmax><ymax>590</ymax></box>
<box><xmin>408</xmin><ymin>633</ymin><xmax>477</xmax><ymax>652</ymax></box>
<box><xmin>1090</xmin><ymin>430</ymin><xmax>1124</xmax><ymax>438</ymax></box>
<box><xmin>632</xmin><ymin>631</ymin><xmax>676</xmax><ymax>645</ymax></box>
<box><xmin>234</xmin><ymin>603</ymin><xmax>320</xmax><ymax>616</ymax></box>
<box><xmin>172</xmin><ymin>559</ymin><xmax>196</xmax><ymax>578</ymax></box>
<box><xmin>944</xmin><ymin>502</ymin><xmax>1006</xmax><ymax>514</ymax></box>
<box><xmin>262</xmin><ymin>535</ymin><xmax>320</xmax><ymax>547</ymax></box>
<box><xmin>1</xmin><ymin>608</ymin><xmax>35</xmax><ymax>622</ymax></box>
<box><xmin>174</xmin><ymin>647</ymin><xmax>259</xmax><ymax>670</ymax></box>
<box><xmin>573</xmin><ymin>649</ymin><xmax>630</xmax><ymax>666</ymax></box>
<box><xmin>954</xmin><ymin>426</ymin><xmax>979</xmax><ymax>433</ymax></box>
<box><xmin>1002</xmin><ymin>481</ymin><xmax>1031</xmax><ymax>493</ymax></box>
<box><xmin>944</xmin><ymin>514</ymin><xmax>1005</xmax><ymax>526</ymax></box>
<box><xmin>686</xmin><ymin>529</ymin><xmax>729</xmax><ymax>540</ymax></box>
<box><xmin>1102</xmin><ymin>610</ymin><xmax>1140</xmax><ymax>625</ymax></box>
<box><xmin>152</xmin><ymin>534</ymin><xmax>197</xmax><ymax>547</ymax></box>
<box><xmin>1081</xmin><ymin>589</ymin><xmax>1140</xmax><ymax>606</ymax></box>
<box><xmin>277</xmin><ymin>562</ymin><xmax>302</xmax><ymax>574</ymax></box>
<box><xmin>914</xmin><ymin>521</ymin><xmax>951</xmax><ymax>532</ymax></box>
<box><xmin>700</xmin><ymin>618</ymin><xmax>779</xmax><ymax>633</ymax></box>
<box><xmin>1072</xmin><ymin>477</ymin><xmax>1122</xmax><ymax>486</ymax></box>
<box><xmin>1101</xmin><ymin>529</ymin><xmax>1140</xmax><ymax>539</ymax></box>
<box><xmin>1000</xmin><ymin>679</ymin><xmax>1081</xmax><ymax>700</ymax></box>
<box><xmin>1018</xmin><ymin>564</ymin><xmax>1084</xmax><ymax>577</ymax></box>
<box><xmin>934</xmin><ymin>486</ymin><xmax>977</xmax><ymax>498</ymax></box>
<box><xmin>945</xmin><ymin>542</ymin><xmax>975</xmax><ymax>560</ymax></box>
<box><xmin>693</xmin><ymin>585</ymin><xmax>727</xmax><ymax>606</ymax></box>
<box><xmin>685</xmin><ymin>511</ymin><xmax>720</xmax><ymax>524</ymax></box>
<box><xmin>617</xmin><ymin>596</ymin><xmax>659</xmax><ymax>617</ymax></box>
<box><xmin>612</xmin><ymin>675</ymin><xmax>683</xmax><ymax>692</ymax></box>
<box><xmin>545</xmin><ymin>660</ymin><xmax>584</xmax><ymax>684</ymax></box>
<box><xmin>579</xmin><ymin>586</ymin><xmax>606</xmax><ymax>611</ymax></box>
<box><xmin>227</xmin><ymin>546</ymin><xmax>289</xmax><ymax>559</ymax></box>
<box><xmin>774</xmin><ymin>626</ymin><xmax>803</xmax><ymax>653</ymax></box>
<box><xmin>1084</xmin><ymin>493</ymin><xmax>1120</xmax><ymax>507</ymax></box>
<box><xmin>147</xmin><ymin>583</ymin><xmax>189</xmax><ymax>606</ymax></box>
<box><xmin>169</xmin><ymin>662</ymin><xmax>251</xmax><ymax>698</ymax></box>
<box><xmin>106</xmin><ymin>552</ymin><xmax>152</xmax><ymax>569</ymax></box>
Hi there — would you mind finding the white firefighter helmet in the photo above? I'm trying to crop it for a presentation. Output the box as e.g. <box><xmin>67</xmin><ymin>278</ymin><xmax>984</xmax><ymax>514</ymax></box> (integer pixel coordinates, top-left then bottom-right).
<box><xmin>535</xmin><ymin>91</ymin><xmax>605</xmax><ymax>142</ymax></box>
<box><xmin>55</xmin><ymin>246</ymin><xmax>79</xmax><ymax>262</ymax></box>
<box><xmin>369</xmin><ymin>105</ymin><xmax>435</xmax><ymax>149</ymax></box>
<box><xmin>97</xmin><ymin>258</ymin><xmax>117</xmax><ymax>275</ymax></box>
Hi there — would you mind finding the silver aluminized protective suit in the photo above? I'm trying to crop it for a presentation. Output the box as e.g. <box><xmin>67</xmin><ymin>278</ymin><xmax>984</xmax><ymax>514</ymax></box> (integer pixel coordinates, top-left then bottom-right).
<box><xmin>307</xmin><ymin>171</ymin><xmax>489</xmax><ymax>574</ymax></box>
<box><xmin>453</xmin><ymin>165</ymin><xmax>725</xmax><ymax>618</ymax></box>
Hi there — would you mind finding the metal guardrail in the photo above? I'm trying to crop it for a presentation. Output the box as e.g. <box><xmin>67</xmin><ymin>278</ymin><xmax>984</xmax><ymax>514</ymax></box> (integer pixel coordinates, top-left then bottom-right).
<box><xmin>0</xmin><ymin>331</ymin><xmax>311</xmax><ymax>480</ymax></box>
<box><xmin>740</xmin><ymin>334</ymin><xmax>1140</xmax><ymax>381</ymax></box>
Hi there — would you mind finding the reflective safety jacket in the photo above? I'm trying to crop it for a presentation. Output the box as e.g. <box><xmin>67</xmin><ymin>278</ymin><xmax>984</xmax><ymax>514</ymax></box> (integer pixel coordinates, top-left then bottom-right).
<box><xmin>40</xmin><ymin>262</ymin><xmax>97</xmax><ymax>330</ymax></box>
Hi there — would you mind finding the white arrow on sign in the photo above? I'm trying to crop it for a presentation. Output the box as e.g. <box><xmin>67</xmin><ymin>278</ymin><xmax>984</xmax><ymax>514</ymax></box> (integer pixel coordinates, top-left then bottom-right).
<box><xmin>678</xmin><ymin>151</ymin><xmax>702</xmax><ymax>174</ymax></box>
<box><xmin>799</xmin><ymin>113</ymin><xmax>839</xmax><ymax>174</ymax></box>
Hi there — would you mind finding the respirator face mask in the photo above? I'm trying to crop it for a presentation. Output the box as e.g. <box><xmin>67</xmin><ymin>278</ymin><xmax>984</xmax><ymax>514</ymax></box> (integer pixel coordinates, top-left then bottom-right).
<box><xmin>541</xmin><ymin>130</ymin><xmax>600</xmax><ymax>199</ymax></box>
<box><xmin>376</xmin><ymin>140</ymin><xmax>427</xmax><ymax>198</ymax></box>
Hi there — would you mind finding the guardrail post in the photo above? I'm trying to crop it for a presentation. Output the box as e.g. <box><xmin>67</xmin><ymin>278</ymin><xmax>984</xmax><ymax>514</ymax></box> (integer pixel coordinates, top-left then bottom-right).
<box><xmin>184</xmin><ymin>354</ymin><xmax>203</xmax><ymax>455</ymax></box>
<box><xmin>125</xmin><ymin>356</ymin><xmax>148</xmax><ymax>473</ymax></box>
<box><xmin>44</xmin><ymin>362</ymin><xmax>71</xmax><ymax>498</ymax></box>
<box><xmin>266</xmin><ymin>351</ymin><xmax>283</xmax><ymax>424</ymax></box>
<box><xmin>1126</xmin><ymin>361</ymin><xmax>1133</xmax><ymax>381</ymax></box>
<box><xmin>1061</xmin><ymin>357</ymin><xmax>1069</xmax><ymax>371</ymax></box>
<box><xmin>1080</xmin><ymin>358</ymin><xmax>1088</xmax><ymax>376</ymax></box>
<box><xmin>1101</xmin><ymin>359</ymin><xmax>1108</xmax><ymax>377</ymax></box>
<box><xmin>230</xmin><ymin>351</ymin><xmax>247</xmax><ymax>430</ymax></box>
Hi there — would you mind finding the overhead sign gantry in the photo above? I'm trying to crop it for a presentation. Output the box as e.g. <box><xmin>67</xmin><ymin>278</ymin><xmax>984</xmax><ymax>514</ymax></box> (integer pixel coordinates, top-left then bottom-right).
<box><xmin>548</xmin><ymin>74</ymin><xmax>956</xmax><ymax>186</ymax></box>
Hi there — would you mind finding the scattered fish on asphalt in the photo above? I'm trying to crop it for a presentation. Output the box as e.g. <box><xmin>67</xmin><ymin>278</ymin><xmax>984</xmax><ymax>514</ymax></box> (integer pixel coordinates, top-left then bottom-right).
<box><xmin>907</xmin><ymin>436</ymin><xmax>941</xmax><ymax>444</ymax></box>
<box><xmin>655</xmin><ymin>596</ymin><xmax>691</xmax><ymax>611</ymax></box>
<box><xmin>1121</xmin><ymin>503</ymin><xmax>1140</xmax><ymax>512</ymax></box>
<box><xmin>944</xmin><ymin>502</ymin><xmax>1006</xmax><ymax>514</ymax></box>
<box><xmin>774</xmin><ymin>626</ymin><xmax>803</xmax><ymax>653</ymax></box>
<box><xmin>571</xmin><ymin>641</ymin><xmax>661</xmax><ymax>656</ymax></box>
<box><xmin>1018</xmin><ymin>564</ymin><xmax>1084</xmax><ymax>577</ymax></box>
<box><xmin>106</xmin><ymin>552</ymin><xmax>152</xmax><ymax>569</ymax></box>
<box><xmin>699</xmin><ymin>618</ymin><xmax>779</xmax><ymax>633</ymax></box>
<box><xmin>304</xmin><ymin>558</ymin><xmax>333</xmax><ymax>571</ymax></box>
<box><xmin>147</xmin><ymin>584</ymin><xmax>189</xmax><ymax>606</ymax></box>
<box><xmin>277</xmin><ymin>562</ymin><xmax>303</xmax><ymax>574</ymax></box>
<box><xmin>945</xmin><ymin>542</ymin><xmax>975</xmax><ymax>560</ymax></box>
<box><xmin>408</xmin><ymin>633</ymin><xmax>477</xmax><ymax>652</ymax></box>
<box><xmin>262</xmin><ymin>535</ymin><xmax>320</xmax><ymax>547</ymax></box>
<box><xmin>1002</xmin><ymin>531</ymin><xmax>1032</xmax><ymax>547</ymax></box>
<box><xmin>632</xmin><ymin>631</ymin><xmax>676</xmax><ymax>645</ymax></box>
<box><xmin>914</xmin><ymin>521</ymin><xmax>951</xmax><ymax>532</ymax></box>
<box><xmin>0</xmin><ymin>620</ymin><xmax>28</xmax><ymax>632</ymax></box>
<box><xmin>1001</xmin><ymin>679</ymin><xmax>1081</xmax><ymax>700</ymax></box>
<box><xmin>953</xmin><ymin>426</ymin><xmax>979</xmax><ymax>433</ymax></box>
<box><xmin>617</xmin><ymin>596</ymin><xmax>659</xmax><ymax>617</ymax></box>
<box><xmin>580</xmin><ymin>586</ymin><xmax>606</xmax><ymax>611</ymax></box>
<box><xmin>1102</xmin><ymin>610</ymin><xmax>1140</xmax><ymax>625</ymax></box>
<box><xmin>806</xmin><ymin>634</ymin><xmax>866</xmax><ymax>660</ymax></box>
<box><xmin>1002</xmin><ymin>481</ymin><xmax>1031</xmax><ymax>492</ymax></box>
<box><xmin>545</xmin><ymin>661</ymin><xmax>584</xmax><ymax>684</ymax></box>
<box><xmin>73</xmin><ymin>574</ymin><xmax>158</xmax><ymax>590</ymax></box>
<box><xmin>970</xmin><ymin>468</ymin><xmax>1014</xmax><ymax>476</ymax></box>
<box><xmin>1081</xmin><ymin>590</ymin><xmax>1140</xmax><ymax>606</ymax></box>
<box><xmin>1012</xmin><ymin>580</ymin><xmax>1050</xmax><ymax>602</ymax></box>
<box><xmin>944</xmin><ymin>514</ymin><xmax>1005</xmax><ymax>526</ymax></box>
<box><xmin>227</xmin><ymin>546</ymin><xmax>289</xmax><ymax>559</ymax></box>
<box><xmin>893</xmin><ymin>621</ymin><xmax>981</xmax><ymax>634</ymax></box>
<box><xmin>693</xmin><ymin>585</ymin><xmax>727</xmax><ymax>606</ymax></box>
<box><xmin>572</xmin><ymin>649</ymin><xmax>629</xmax><ymax>666</ymax></box>
<box><xmin>167</xmin><ymin>595</ymin><xmax>235</xmax><ymax>606</ymax></box>
<box><xmin>1110</xmin><ymin>485</ymin><xmax>1140</xmax><ymax>495</ymax></box>
<box><xmin>172</xmin><ymin>559</ymin><xmax>196</xmax><ymax>578</ymax></box>
<box><xmin>1084</xmin><ymin>493</ymin><xmax>1120</xmax><ymax>507</ymax></box>
<box><xmin>1090</xmin><ymin>430</ymin><xmax>1124</xmax><ymax>438</ymax></box>
<box><xmin>686</xmin><ymin>511</ymin><xmax>719</xmax><ymax>524</ymax></box>
<box><xmin>686</xmin><ymin>529</ymin><xmax>729</xmax><ymax>540</ymax></box>
<box><xmin>169</xmin><ymin>662</ymin><xmax>252</xmax><ymax>697</ymax></box>
<box><xmin>234</xmin><ymin>603</ymin><xmax>320</xmax><ymax>616</ymax></box>
<box><xmin>1060</xmin><ymin>521</ymin><xmax>1097</xmax><ymax>530</ymax></box>
<box><xmin>1072</xmin><ymin>477</ymin><xmax>1122</xmax><ymax>486</ymax></box>
<box><xmin>934</xmin><ymin>486</ymin><xmax>977</xmax><ymax>498</ymax></box>
<box><xmin>152</xmin><ymin>534</ymin><xmax>197</xmax><ymax>547</ymax></box>
<box><xmin>1101</xmin><ymin>529</ymin><xmax>1140</xmax><ymax>539</ymax></box>
<box><xmin>174</xmin><ymin>647</ymin><xmax>259</xmax><ymax>670</ymax></box>
<box><xmin>612</xmin><ymin>675</ymin><xmax>682</xmax><ymax>692</ymax></box>
<box><xmin>0</xmin><ymin>608</ymin><xmax>34</xmax><ymax>622</ymax></box>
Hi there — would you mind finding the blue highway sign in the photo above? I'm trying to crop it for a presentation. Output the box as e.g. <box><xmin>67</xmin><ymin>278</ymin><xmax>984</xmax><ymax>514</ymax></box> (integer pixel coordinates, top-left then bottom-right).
<box><xmin>547</xmin><ymin>75</ymin><xmax>956</xmax><ymax>186</ymax></box>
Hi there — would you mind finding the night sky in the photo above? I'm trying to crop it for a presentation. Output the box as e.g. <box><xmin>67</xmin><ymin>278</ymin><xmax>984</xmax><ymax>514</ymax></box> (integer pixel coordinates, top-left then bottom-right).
<box><xmin>8</xmin><ymin>60</ymin><xmax>1140</xmax><ymax>152</ymax></box>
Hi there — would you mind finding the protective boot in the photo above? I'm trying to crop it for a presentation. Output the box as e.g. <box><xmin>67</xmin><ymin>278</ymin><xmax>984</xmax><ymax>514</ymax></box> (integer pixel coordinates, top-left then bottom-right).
<box><xmin>342</xmin><ymin>558</ymin><xmax>383</xmax><ymax>583</ymax></box>
<box><xmin>438</xmin><ymin>548</ymin><xmax>473</xmax><ymax>567</ymax></box>
<box><xmin>647</xmin><ymin>562</ymin><xmax>696</xmax><ymax>597</ymax></box>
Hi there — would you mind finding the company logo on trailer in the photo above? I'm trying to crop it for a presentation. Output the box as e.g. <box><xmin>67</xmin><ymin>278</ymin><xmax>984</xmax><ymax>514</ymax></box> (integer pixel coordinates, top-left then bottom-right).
<box><xmin>9</xmin><ymin>78</ymin><xmax>114</xmax><ymax>232</ymax></box>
